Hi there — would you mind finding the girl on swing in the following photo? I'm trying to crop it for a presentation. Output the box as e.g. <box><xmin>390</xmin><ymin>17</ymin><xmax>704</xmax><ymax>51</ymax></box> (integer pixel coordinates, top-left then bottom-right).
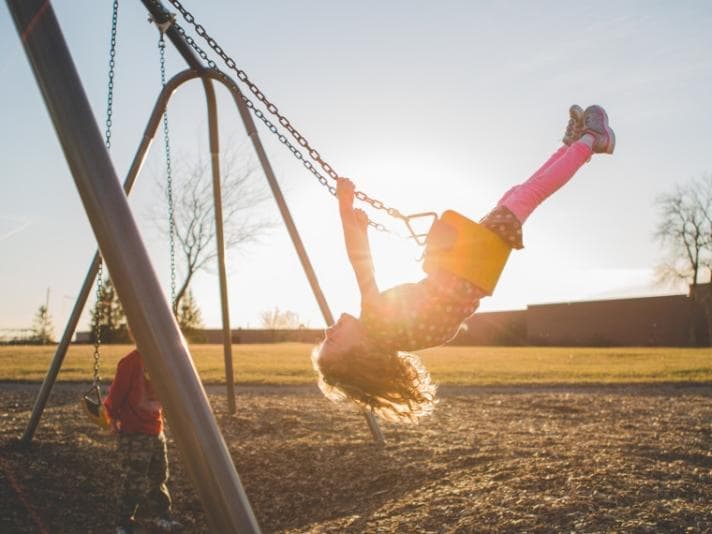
<box><xmin>312</xmin><ymin>104</ymin><xmax>615</xmax><ymax>423</ymax></box>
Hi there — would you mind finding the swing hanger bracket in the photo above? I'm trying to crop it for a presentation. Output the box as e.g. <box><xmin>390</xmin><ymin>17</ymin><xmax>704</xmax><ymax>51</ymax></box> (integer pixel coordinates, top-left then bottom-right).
<box><xmin>402</xmin><ymin>211</ymin><xmax>438</xmax><ymax>246</ymax></box>
<box><xmin>148</xmin><ymin>12</ymin><xmax>176</xmax><ymax>34</ymax></box>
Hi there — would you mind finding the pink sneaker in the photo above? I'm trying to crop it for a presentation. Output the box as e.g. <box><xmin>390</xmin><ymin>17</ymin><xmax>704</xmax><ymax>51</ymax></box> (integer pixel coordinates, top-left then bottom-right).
<box><xmin>562</xmin><ymin>104</ymin><xmax>585</xmax><ymax>146</ymax></box>
<box><xmin>583</xmin><ymin>105</ymin><xmax>615</xmax><ymax>154</ymax></box>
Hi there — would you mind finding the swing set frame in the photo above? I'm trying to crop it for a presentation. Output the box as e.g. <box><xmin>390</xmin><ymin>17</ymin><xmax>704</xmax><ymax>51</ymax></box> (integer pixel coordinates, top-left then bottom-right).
<box><xmin>8</xmin><ymin>0</ymin><xmax>385</xmax><ymax>531</ymax></box>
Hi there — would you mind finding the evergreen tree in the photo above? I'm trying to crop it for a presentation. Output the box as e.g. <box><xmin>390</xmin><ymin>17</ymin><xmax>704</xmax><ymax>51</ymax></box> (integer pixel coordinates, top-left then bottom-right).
<box><xmin>90</xmin><ymin>277</ymin><xmax>130</xmax><ymax>343</ymax></box>
<box><xmin>176</xmin><ymin>289</ymin><xmax>204</xmax><ymax>341</ymax></box>
<box><xmin>176</xmin><ymin>288</ymin><xmax>203</xmax><ymax>330</ymax></box>
<box><xmin>31</xmin><ymin>304</ymin><xmax>54</xmax><ymax>344</ymax></box>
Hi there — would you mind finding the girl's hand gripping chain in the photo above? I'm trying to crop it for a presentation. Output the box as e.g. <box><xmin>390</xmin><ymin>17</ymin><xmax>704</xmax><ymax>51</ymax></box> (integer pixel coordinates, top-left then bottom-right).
<box><xmin>337</xmin><ymin>177</ymin><xmax>368</xmax><ymax>232</ymax></box>
<box><xmin>336</xmin><ymin>177</ymin><xmax>378</xmax><ymax>300</ymax></box>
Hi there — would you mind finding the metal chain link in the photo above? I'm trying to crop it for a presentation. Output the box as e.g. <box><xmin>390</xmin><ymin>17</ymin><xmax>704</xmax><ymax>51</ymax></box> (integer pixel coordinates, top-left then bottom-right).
<box><xmin>92</xmin><ymin>263</ymin><xmax>104</xmax><ymax>386</ymax></box>
<box><xmin>104</xmin><ymin>1</ymin><xmax>119</xmax><ymax>151</ymax></box>
<box><xmin>158</xmin><ymin>34</ymin><xmax>177</xmax><ymax>311</ymax></box>
<box><xmin>159</xmin><ymin>0</ymin><xmax>411</xmax><ymax>236</ymax></box>
<box><xmin>93</xmin><ymin>0</ymin><xmax>120</xmax><ymax>386</ymax></box>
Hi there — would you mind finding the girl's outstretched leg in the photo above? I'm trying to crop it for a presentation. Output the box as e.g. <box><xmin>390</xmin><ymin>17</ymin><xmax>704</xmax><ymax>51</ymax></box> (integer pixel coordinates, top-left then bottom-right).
<box><xmin>495</xmin><ymin>145</ymin><xmax>569</xmax><ymax>209</ymax></box>
<box><xmin>495</xmin><ymin>105</ymin><xmax>587</xmax><ymax>212</ymax></box>
<box><xmin>497</xmin><ymin>105</ymin><xmax>615</xmax><ymax>224</ymax></box>
<box><xmin>479</xmin><ymin>141</ymin><xmax>589</xmax><ymax>250</ymax></box>
<box><xmin>497</xmin><ymin>141</ymin><xmax>592</xmax><ymax>224</ymax></box>
<box><xmin>479</xmin><ymin>106</ymin><xmax>614</xmax><ymax>249</ymax></box>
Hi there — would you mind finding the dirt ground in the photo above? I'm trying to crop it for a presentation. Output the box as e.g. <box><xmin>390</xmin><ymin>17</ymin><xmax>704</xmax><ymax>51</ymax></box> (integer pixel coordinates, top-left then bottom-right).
<box><xmin>0</xmin><ymin>382</ymin><xmax>710</xmax><ymax>533</ymax></box>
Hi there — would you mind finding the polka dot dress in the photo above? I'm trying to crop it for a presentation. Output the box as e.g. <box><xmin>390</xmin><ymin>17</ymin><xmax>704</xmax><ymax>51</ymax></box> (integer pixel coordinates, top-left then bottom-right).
<box><xmin>361</xmin><ymin>270</ymin><xmax>486</xmax><ymax>352</ymax></box>
<box><xmin>480</xmin><ymin>205</ymin><xmax>524</xmax><ymax>249</ymax></box>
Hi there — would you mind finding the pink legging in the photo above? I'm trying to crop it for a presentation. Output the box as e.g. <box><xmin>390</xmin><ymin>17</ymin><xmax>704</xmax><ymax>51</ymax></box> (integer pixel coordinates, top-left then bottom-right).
<box><xmin>497</xmin><ymin>141</ymin><xmax>592</xmax><ymax>224</ymax></box>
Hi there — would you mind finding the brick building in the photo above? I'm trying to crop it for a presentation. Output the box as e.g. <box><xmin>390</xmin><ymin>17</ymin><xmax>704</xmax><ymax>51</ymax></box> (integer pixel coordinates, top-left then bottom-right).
<box><xmin>525</xmin><ymin>294</ymin><xmax>707</xmax><ymax>346</ymax></box>
<box><xmin>75</xmin><ymin>289</ymin><xmax>709</xmax><ymax>347</ymax></box>
<box><xmin>456</xmin><ymin>292</ymin><xmax>707</xmax><ymax>347</ymax></box>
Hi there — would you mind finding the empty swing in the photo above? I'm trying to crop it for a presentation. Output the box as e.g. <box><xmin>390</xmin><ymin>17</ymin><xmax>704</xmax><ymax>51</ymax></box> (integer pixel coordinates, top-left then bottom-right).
<box><xmin>80</xmin><ymin>0</ymin><xmax>119</xmax><ymax>431</ymax></box>
<box><xmin>80</xmin><ymin>273</ymin><xmax>110</xmax><ymax>430</ymax></box>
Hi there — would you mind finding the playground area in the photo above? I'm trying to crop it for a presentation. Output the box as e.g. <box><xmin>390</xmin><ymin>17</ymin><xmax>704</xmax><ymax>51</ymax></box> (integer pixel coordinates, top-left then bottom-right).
<box><xmin>1</xmin><ymin>381</ymin><xmax>710</xmax><ymax>533</ymax></box>
<box><xmin>3</xmin><ymin>1</ymin><xmax>712</xmax><ymax>532</ymax></box>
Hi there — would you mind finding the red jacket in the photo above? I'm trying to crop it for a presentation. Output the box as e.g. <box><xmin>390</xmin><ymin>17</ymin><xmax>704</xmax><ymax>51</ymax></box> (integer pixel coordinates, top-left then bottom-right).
<box><xmin>103</xmin><ymin>350</ymin><xmax>163</xmax><ymax>435</ymax></box>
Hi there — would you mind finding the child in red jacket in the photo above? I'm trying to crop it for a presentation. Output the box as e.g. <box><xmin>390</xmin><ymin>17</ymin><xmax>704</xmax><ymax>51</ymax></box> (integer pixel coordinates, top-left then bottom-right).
<box><xmin>104</xmin><ymin>349</ymin><xmax>181</xmax><ymax>533</ymax></box>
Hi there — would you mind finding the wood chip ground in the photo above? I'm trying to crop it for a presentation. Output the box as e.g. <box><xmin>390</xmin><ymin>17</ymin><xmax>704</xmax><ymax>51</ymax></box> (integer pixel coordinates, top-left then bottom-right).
<box><xmin>1</xmin><ymin>383</ymin><xmax>710</xmax><ymax>533</ymax></box>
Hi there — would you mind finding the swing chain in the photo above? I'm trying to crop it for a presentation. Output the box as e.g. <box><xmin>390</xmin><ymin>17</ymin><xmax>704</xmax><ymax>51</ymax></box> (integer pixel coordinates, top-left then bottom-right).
<box><xmin>104</xmin><ymin>0</ymin><xmax>119</xmax><ymax>150</ymax></box>
<box><xmin>159</xmin><ymin>0</ymin><xmax>419</xmax><ymax>238</ymax></box>
<box><xmin>158</xmin><ymin>34</ymin><xmax>177</xmax><ymax>311</ymax></box>
<box><xmin>92</xmin><ymin>0</ymin><xmax>120</xmax><ymax>387</ymax></box>
<box><xmin>92</xmin><ymin>263</ymin><xmax>103</xmax><ymax>387</ymax></box>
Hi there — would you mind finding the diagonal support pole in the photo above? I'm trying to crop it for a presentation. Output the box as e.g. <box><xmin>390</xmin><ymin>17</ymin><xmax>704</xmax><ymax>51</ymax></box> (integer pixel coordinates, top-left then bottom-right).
<box><xmin>7</xmin><ymin>2</ymin><xmax>260</xmax><ymax>531</ymax></box>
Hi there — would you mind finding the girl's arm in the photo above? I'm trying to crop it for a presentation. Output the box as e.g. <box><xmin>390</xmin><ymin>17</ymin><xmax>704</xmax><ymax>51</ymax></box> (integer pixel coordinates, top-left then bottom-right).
<box><xmin>336</xmin><ymin>178</ymin><xmax>379</xmax><ymax>302</ymax></box>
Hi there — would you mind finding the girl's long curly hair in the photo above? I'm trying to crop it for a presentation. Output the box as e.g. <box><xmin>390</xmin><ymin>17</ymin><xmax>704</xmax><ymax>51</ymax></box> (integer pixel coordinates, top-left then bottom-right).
<box><xmin>312</xmin><ymin>341</ymin><xmax>437</xmax><ymax>423</ymax></box>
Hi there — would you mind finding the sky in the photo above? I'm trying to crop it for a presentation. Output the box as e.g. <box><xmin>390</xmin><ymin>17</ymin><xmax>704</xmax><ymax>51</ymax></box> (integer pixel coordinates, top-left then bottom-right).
<box><xmin>1</xmin><ymin>0</ymin><xmax>711</xmax><ymax>336</ymax></box>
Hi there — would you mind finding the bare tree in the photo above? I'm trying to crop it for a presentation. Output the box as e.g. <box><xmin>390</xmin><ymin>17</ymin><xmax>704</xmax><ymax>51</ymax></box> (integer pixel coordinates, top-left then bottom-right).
<box><xmin>656</xmin><ymin>174</ymin><xmax>712</xmax><ymax>342</ymax></box>
<box><xmin>259</xmin><ymin>307</ymin><xmax>302</xmax><ymax>329</ymax></box>
<box><xmin>152</xmin><ymin>145</ymin><xmax>273</xmax><ymax>313</ymax></box>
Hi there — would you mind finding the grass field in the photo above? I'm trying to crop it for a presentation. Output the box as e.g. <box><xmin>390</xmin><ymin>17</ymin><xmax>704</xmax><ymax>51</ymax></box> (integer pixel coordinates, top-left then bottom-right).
<box><xmin>1</xmin><ymin>345</ymin><xmax>710</xmax><ymax>532</ymax></box>
<box><xmin>0</xmin><ymin>343</ymin><xmax>710</xmax><ymax>385</ymax></box>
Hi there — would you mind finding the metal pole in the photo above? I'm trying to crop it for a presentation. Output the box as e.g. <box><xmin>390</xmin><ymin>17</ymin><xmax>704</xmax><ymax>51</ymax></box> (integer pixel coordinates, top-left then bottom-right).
<box><xmin>203</xmin><ymin>80</ymin><xmax>237</xmax><ymax>414</ymax></box>
<box><xmin>19</xmin><ymin>69</ymin><xmax>198</xmax><ymax>446</ymax></box>
<box><xmin>7</xmin><ymin>2</ymin><xmax>260</xmax><ymax>531</ymax></box>
<box><xmin>143</xmin><ymin>0</ymin><xmax>237</xmax><ymax>413</ymax></box>
<box><xmin>207</xmin><ymin>72</ymin><xmax>385</xmax><ymax>445</ymax></box>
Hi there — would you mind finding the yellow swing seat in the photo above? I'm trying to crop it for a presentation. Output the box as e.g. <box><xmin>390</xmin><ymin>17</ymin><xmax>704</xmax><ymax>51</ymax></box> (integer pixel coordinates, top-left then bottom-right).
<box><xmin>422</xmin><ymin>210</ymin><xmax>512</xmax><ymax>295</ymax></box>
<box><xmin>81</xmin><ymin>384</ymin><xmax>111</xmax><ymax>430</ymax></box>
